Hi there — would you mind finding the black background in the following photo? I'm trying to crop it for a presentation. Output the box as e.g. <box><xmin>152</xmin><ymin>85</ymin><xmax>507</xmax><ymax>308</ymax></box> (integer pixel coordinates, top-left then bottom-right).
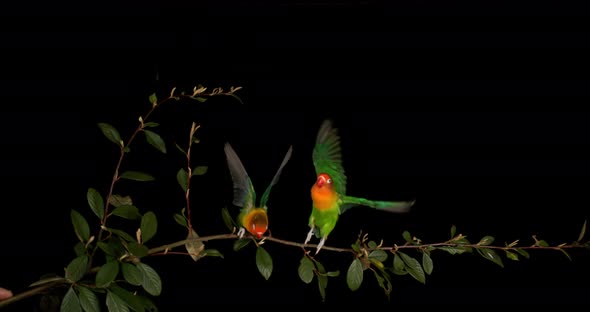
<box><xmin>2</xmin><ymin>0</ymin><xmax>590</xmax><ymax>309</ymax></box>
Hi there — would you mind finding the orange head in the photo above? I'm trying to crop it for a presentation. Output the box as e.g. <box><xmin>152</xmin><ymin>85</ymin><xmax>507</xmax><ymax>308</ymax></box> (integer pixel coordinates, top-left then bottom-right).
<box><xmin>315</xmin><ymin>173</ymin><xmax>334</xmax><ymax>189</ymax></box>
<box><xmin>243</xmin><ymin>208</ymin><xmax>269</xmax><ymax>239</ymax></box>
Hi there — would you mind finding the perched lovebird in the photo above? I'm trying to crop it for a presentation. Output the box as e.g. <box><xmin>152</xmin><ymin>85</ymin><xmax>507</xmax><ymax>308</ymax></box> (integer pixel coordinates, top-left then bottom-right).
<box><xmin>224</xmin><ymin>142</ymin><xmax>293</xmax><ymax>239</ymax></box>
<box><xmin>304</xmin><ymin>120</ymin><xmax>415</xmax><ymax>253</ymax></box>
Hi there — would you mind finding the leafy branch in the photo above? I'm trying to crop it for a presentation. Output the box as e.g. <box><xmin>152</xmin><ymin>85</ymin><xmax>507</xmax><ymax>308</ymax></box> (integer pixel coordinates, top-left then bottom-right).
<box><xmin>1</xmin><ymin>85</ymin><xmax>589</xmax><ymax>310</ymax></box>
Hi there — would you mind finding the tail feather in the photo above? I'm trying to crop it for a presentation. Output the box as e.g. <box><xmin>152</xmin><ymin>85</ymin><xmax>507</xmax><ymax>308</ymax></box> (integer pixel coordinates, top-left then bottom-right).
<box><xmin>341</xmin><ymin>196</ymin><xmax>415</xmax><ymax>213</ymax></box>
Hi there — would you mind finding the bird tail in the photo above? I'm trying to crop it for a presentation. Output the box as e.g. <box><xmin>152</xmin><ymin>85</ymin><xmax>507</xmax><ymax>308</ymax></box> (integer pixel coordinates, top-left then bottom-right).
<box><xmin>341</xmin><ymin>196</ymin><xmax>415</xmax><ymax>213</ymax></box>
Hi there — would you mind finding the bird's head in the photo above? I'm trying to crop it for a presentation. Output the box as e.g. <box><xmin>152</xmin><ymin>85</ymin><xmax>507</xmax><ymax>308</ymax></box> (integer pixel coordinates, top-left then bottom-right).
<box><xmin>316</xmin><ymin>173</ymin><xmax>334</xmax><ymax>188</ymax></box>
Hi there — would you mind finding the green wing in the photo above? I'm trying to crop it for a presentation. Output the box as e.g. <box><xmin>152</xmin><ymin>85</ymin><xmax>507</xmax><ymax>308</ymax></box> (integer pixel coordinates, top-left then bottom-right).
<box><xmin>313</xmin><ymin>119</ymin><xmax>347</xmax><ymax>196</ymax></box>
<box><xmin>341</xmin><ymin>196</ymin><xmax>415</xmax><ymax>214</ymax></box>
<box><xmin>260</xmin><ymin>145</ymin><xmax>294</xmax><ymax>208</ymax></box>
<box><xmin>224</xmin><ymin>143</ymin><xmax>256</xmax><ymax>211</ymax></box>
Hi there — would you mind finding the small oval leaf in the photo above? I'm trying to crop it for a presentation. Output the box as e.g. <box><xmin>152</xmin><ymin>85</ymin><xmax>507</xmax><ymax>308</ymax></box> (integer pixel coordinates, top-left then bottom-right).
<box><xmin>173</xmin><ymin>214</ymin><xmax>188</xmax><ymax>228</ymax></box>
<box><xmin>477</xmin><ymin>248</ymin><xmax>504</xmax><ymax>268</ymax></box>
<box><xmin>399</xmin><ymin>252</ymin><xmax>426</xmax><ymax>284</ymax></box>
<box><xmin>120</xmin><ymin>171</ymin><xmax>155</xmax><ymax>182</ymax></box>
<box><xmin>109</xmin><ymin>195</ymin><xmax>133</xmax><ymax>208</ymax></box>
<box><xmin>203</xmin><ymin>249</ymin><xmax>224</xmax><ymax>258</ymax></box>
<box><xmin>298</xmin><ymin>256</ymin><xmax>314</xmax><ymax>284</ymax></box>
<box><xmin>368</xmin><ymin>250</ymin><xmax>388</xmax><ymax>262</ymax></box>
<box><xmin>144</xmin><ymin>130</ymin><xmax>167</xmax><ymax>154</ymax></box>
<box><xmin>402</xmin><ymin>230</ymin><xmax>412</xmax><ymax>243</ymax></box>
<box><xmin>505</xmin><ymin>250</ymin><xmax>519</xmax><ymax>261</ymax></box>
<box><xmin>233</xmin><ymin>238</ymin><xmax>251</xmax><ymax>251</ymax></box>
<box><xmin>478</xmin><ymin>235</ymin><xmax>495</xmax><ymax>246</ymax></box>
<box><xmin>98</xmin><ymin>123</ymin><xmax>122</xmax><ymax>147</ymax></box>
<box><xmin>106</xmin><ymin>290</ymin><xmax>130</xmax><ymax>312</ymax></box>
<box><xmin>112</xmin><ymin>205</ymin><xmax>141</xmax><ymax>220</ymax></box>
<box><xmin>221</xmin><ymin>207</ymin><xmax>235</xmax><ymax>231</ymax></box>
<box><xmin>136</xmin><ymin>262</ymin><xmax>162</xmax><ymax>296</ymax></box>
<box><xmin>192</xmin><ymin>166</ymin><xmax>208</xmax><ymax>176</ymax></box>
<box><xmin>121</xmin><ymin>263</ymin><xmax>142</xmax><ymax>286</ymax></box>
<box><xmin>176</xmin><ymin>168</ymin><xmax>188</xmax><ymax>192</ymax></box>
<box><xmin>95</xmin><ymin>260</ymin><xmax>120</xmax><ymax>288</ymax></box>
<box><xmin>346</xmin><ymin>258</ymin><xmax>364</xmax><ymax>291</ymax></box>
<box><xmin>422</xmin><ymin>252</ymin><xmax>433</xmax><ymax>275</ymax></box>
<box><xmin>60</xmin><ymin>286</ymin><xmax>82</xmax><ymax>312</ymax></box>
<box><xmin>75</xmin><ymin>285</ymin><xmax>100</xmax><ymax>312</ymax></box>
<box><xmin>140</xmin><ymin>211</ymin><xmax>158</xmax><ymax>243</ymax></box>
<box><xmin>66</xmin><ymin>255</ymin><xmax>89</xmax><ymax>282</ymax></box>
<box><xmin>87</xmin><ymin>188</ymin><xmax>104</xmax><ymax>220</ymax></box>
<box><xmin>256</xmin><ymin>246</ymin><xmax>273</xmax><ymax>280</ymax></box>
<box><xmin>71</xmin><ymin>210</ymin><xmax>90</xmax><ymax>242</ymax></box>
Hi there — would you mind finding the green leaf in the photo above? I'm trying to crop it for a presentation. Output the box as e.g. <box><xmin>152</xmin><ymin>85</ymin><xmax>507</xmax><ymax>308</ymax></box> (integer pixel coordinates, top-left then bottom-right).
<box><xmin>109</xmin><ymin>285</ymin><xmax>145</xmax><ymax>312</ymax></box>
<box><xmin>298</xmin><ymin>256</ymin><xmax>315</xmax><ymax>284</ymax></box>
<box><xmin>60</xmin><ymin>286</ymin><xmax>82</xmax><ymax>312</ymax></box>
<box><xmin>142</xmin><ymin>122</ymin><xmax>159</xmax><ymax>128</ymax></box>
<box><xmin>399</xmin><ymin>252</ymin><xmax>426</xmax><ymax>284</ymax></box>
<box><xmin>175</xmin><ymin>143</ymin><xmax>187</xmax><ymax>156</ymax></box>
<box><xmin>317</xmin><ymin>274</ymin><xmax>328</xmax><ymax>302</ymax></box>
<box><xmin>75</xmin><ymin>285</ymin><xmax>100</xmax><ymax>312</ymax></box>
<box><xmin>121</xmin><ymin>263</ymin><xmax>142</xmax><ymax>286</ymax></box>
<box><xmin>515</xmin><ymin>248</ymin><xmax>530</xmax><ymax>259</ymax></box>
<box><xmin>176</xmin><ymin>168</ymin><xmax>188</xmax><ymax>192</ymax></box>
<box><xmin>96</xmin><ymin>260</ymin><xmax>120</xmax><ymax>288</ymax></box>
<box><xmin>346</xmin><ymin>258</ymin><xmax>364</xmax><ymax>291</ymax></box>
<box><xmin>66</xmin><ymin>255</ymin><xmax>89</xmax><ymax>282</ymax></box>
<box><xmin>186</xmin><ymin>230</ymin><xmax>205</xmax><ymax>261</ymax></box>
<box><xmin>326</xmin><ymin>271</ymin><xmax>340</xmax><ymax>277</ymax></box>
<box><xmin>422</xmin><ymin>252</ymin><xmax>433</xmax><ymax>275</ymax></box>
<box><xmin>373</xmin><ymin>269</ymin><xmax>392</xmax><ymax>299</ymax></box>
<box><xmin>108</xmin><ymin>228</ymin><xmax>135</xmax><ymax>242</ymax></box>
<box><xmin>203</xmin><ymin>249</ymin><xmax>224</xmax><ymax>258</ymax></box>
<box><xmin>109</xmin><ymin>195</ymin><xmax>133</xmax><ymax>208</ymax></box>
<box><xmin>144</xmin><ymin>130</ymin><xmax>167</xmax><ymax>154</ymax></box>
<box><xmin>221</xmin><ymin>207</ymin><xmax>236</xmax><ymax>231</ymax></box>
<box><xmin>193</xmin><ymin>96</ymin><xmax>207</xmax><ymax>103</ymax></box>
<box><xmin>98</xmin><ymin>123</ymin><xmax>122</xmax><ymax>147</ymax></box>
<box><xmin>74</xmin><ymin>242</ymin><xmax>86</xmax><ymax>256</ymax></box>
<box><xmin>229</xmin><ymin>93</ymin><xmax>244</xmax><ymax>104</ymax></box>
<box><xmin>112</xmin><ymin>205</ymin><xmax>141</xmax><ymax>220</ymax></box>
<box><xmin>87</xmin><ymin>188</ymin><xmax>105</xmax><ymax>220</ymax></box>
<box><xmin>402</xmin><ymin>230</ymin><xmax>412</xmax><ymax>243</ymax></box>
<box><xmin>368</xmin><ymin>241</ymin><xmax>377</xmax><ymax>249</ymax></box>
<box><xmin>29</xmin><ymin>276</ymin><xmax>65</xmax><ymax>287</ymax></box>
<box><xmin>351</xmin><ymin>242</ymin><xmax>361</xmax><ymax>253</ymax></box>
<box><xmin>437</xmin><ymin>246</ymin><xmax>469</xmax><ymax>255</ymax></box>
<box><xmin>578</xmin><ymin>220</ymin><xmax>587</xmax><ymax>242</ymax></box>
<box><xmin>477</xmin><ymin>235</ymin><xmax>495</xmax><ymax>246</ymax></box>
<box><xmin>450</xmin><ymin>224</ymin><xmax>457</xmax><ymax>238</ymax></box>
<box><xmin>477</xmin><ymin>248</ymin><xmax>504</xmax><ymax>268</ymax></box>
<box><xmin>71</xmin><ymin>210</ymin><xmax>90</xmax><ymax>243</ymax></box>
<box><xmin>233</xmin><ymin>238</ymin><xmax>251</xmax><ymax>251</ymax></box>
<box><xmin>368</xmin><ymin>249</ymin><xmax>388</xmax><ymax>262</ymax></box>
<box><xmin>140</xmin><ymin>211</ymin><xmax>158</xmax><ymax>243</ymax></box>
<box><xmin>136</xmin><ymin>262</ymin><xmax>162</xmax><ymax>296</ymax></box>
<box><xmin>106</xmin><ymin>290</ymin><xmax>130</xmax><ymax>312</ymax></box>
<box><xmin>391</xmin><ymin>253</ymin><xmax>407</xmax><ymax>275</ymax></box>
<box><xmin>136</xmin><ymin>296</ymin><xmax>158</xmax><ymax>312</ymax></box>
<box><xmin>192</xmin><ymin>166</ymin><xmax>208</xmax><ymax>176</ymax></box>
<box><xmin>559</xmin><ymin>249</ymin><xmax>572</xmax><ymax>261</ymax></box>
<box><xmin>126</xmin><ymin>242</ymin><xmax>149</xmax><ymax>258</ymax></box>
<box><xmin>173</xmin><ymin>213</ymin><xmax>188</xmax><ymax>228</ymax></box>
<box><xmin>148</xmin><ymin>93</ymin><xmax>158</xmax><ymax>106</ymax></box>
<box><xmin>505</xmin><ymin>250</ymin><xmax>519</xmax><ymax>261</ymax></box>
<box><xmin>120</xmin><ymin>171</ymin><xmax>155</xmax><ymax>182</ymax></box>
<box><xmin>97</xmin><ymin>242</ymin><xmax>116</xmax><ymax>256</ymax></box>
<box><xmin>256</xmin><ymin>246</ymin><xmax>273</xmax><ymax>280</ymax></box>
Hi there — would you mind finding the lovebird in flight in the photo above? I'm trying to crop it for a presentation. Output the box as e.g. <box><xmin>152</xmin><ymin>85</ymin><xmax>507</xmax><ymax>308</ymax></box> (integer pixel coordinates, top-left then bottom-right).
<box><xmin>224</xmin><ymin>143</ymin><xmax>293</xmax><ymax>239</ymax></box>
<box><xmin>304</xmin><ymin>120</ymin><xmax>415</xmax><ymax>253</ymax></box>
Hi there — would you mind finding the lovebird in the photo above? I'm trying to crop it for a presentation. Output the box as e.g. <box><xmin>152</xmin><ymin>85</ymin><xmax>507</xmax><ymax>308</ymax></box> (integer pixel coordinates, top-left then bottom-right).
<box><xmin>224</xmin><ymin>142</ymin><xmax>293</xmax><ymax>239</ymax></box>
<box><xmin>304</xmin><ymin>120</ymin><xmax>415</xmax><ymax>253</ymax></box>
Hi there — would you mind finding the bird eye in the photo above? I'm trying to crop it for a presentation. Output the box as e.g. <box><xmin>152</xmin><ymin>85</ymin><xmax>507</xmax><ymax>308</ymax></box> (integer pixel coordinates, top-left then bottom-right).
<box><xmin>327</xmin><ymin>178</ymin><xmax>332</xmax><ymax>184</ymax></box>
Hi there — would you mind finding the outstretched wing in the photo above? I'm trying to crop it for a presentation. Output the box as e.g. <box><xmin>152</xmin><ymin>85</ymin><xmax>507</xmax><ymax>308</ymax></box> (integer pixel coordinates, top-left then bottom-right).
<box><xmin>341</xmin><ymin>196</ymin><xmax>415</xmax><ymax>214</ymax></box>
<box><xmin>224</xmin><ymin>143</ymin><xmax>255</xmax><ymax>211</ymax></box>
<box><xmin>260</xmin><ymin>145</ymin><xmax>294</xmax><ymax>209</ymax></box>
<box><xmin>313</xmin><ymin>119</ymin><xmax>347</xmax><ymax>195</ymax></box>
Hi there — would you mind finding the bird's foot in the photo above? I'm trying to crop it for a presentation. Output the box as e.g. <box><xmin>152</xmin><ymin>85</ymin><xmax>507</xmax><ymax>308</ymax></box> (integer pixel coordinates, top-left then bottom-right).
<box><xmin>304</xmin><ymin>227</ymin><xmax>314</xmax><ymax>246</ymax></box>
<box><xmin>315</xmin><ymin>237</ymin><xmax>326</xmax><ymax>255</ymax></box>
<box><xmin>237</xmin><ymin>227</ymin><xmax>245</xmax><ymax>239</ymax></box>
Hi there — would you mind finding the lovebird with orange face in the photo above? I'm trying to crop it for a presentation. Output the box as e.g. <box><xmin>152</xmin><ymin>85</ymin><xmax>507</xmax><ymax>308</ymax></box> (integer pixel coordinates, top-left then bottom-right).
<box><xmin>304</xmin><ymin>120</ymin><xmax>415</xmax><ymax>253</ymax></box>
<box><xmin>224</xmin><ymin>143</ymin><xmax>293</xmax><ymax>239</ymax></box>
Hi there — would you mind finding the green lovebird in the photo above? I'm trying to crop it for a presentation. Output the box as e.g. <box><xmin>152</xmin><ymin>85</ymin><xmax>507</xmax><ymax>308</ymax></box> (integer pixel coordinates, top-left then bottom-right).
<box><xmin>224</xmin><ymin>142</ymin><xmax>293</xmax><ymax>239</ymax></box>
<box><xmin>304</xmin><ymin>120</ymin><xmax>415</xmax><ymax>253</ymax></box>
